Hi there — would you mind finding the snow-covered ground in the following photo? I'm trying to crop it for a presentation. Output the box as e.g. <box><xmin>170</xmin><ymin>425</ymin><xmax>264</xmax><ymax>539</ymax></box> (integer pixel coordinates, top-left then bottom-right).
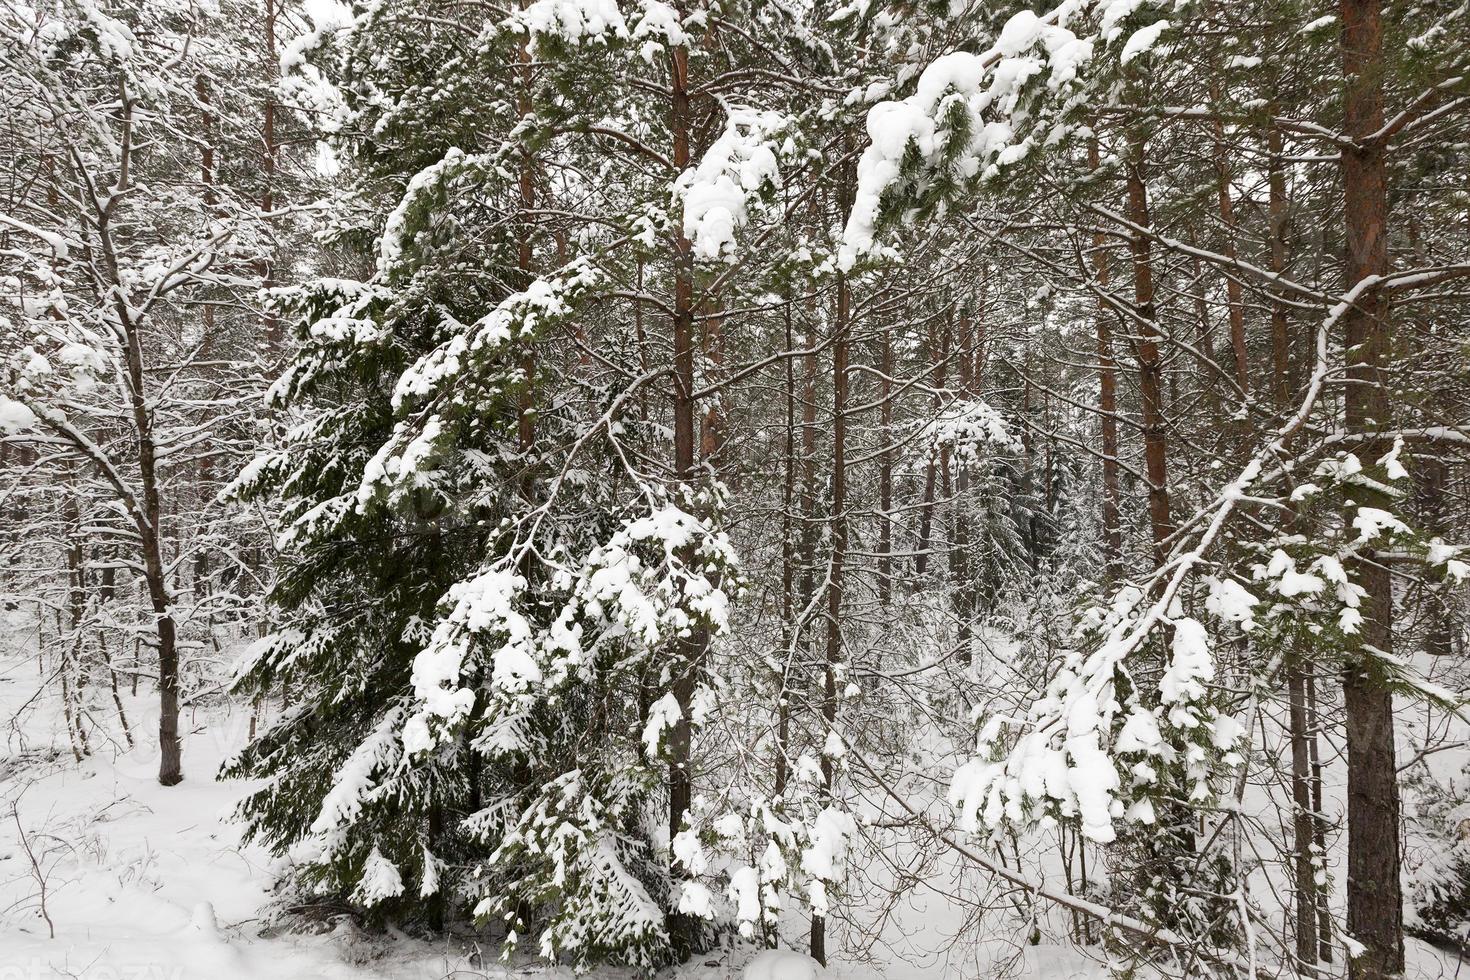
<box><xmin>0</xmin><ymin>619</ymin><xmax>1098</xmax><ymax>980</ymax></box>
<box><xmin>2</xmin><ymin>612</ymin><xmax>1463</xmax><ymax>980</ymax></box>
<box><xmin>0</xmin><ymin>642</ymin><xmax>524</xmax><ymax>979</ymax></box>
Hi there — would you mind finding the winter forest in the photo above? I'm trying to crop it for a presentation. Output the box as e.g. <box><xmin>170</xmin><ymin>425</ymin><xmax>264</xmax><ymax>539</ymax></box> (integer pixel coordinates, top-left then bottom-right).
<box><xmin>0</xmin><ymin>1</ymin><xmax>1468</xmax><ymax>978</ymax></box>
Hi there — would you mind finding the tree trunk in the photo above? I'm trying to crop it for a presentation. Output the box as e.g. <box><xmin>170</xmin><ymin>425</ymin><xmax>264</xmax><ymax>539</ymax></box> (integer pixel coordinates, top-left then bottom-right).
<box><xmin>1288</xmin><ymin>667</ymin><xmax>1320</xmax><ymax>971</ymax></box>
<box><xmin>95</xmin><ymin>107</ymin><xmax>183</xmax><ymax>784</ymax></box>
<box><xmin>1339</xmin><ymin>0</ymin><xmax>1404</xmax><ymax>974</ymax></box>
<box><xmin>153</xmin><ymin>583</ymin><xmax>182</xmax><ymax>785</ymax></box>
<box><xmin>916</xmin><ymin>312</ymin><xmax>949</xmax><ymax>578</ymax></box>
<box><xmin>62</xmin><ymin>484</ymin><xmax>89</xmax><ymax>760</ymax></box>
<box><xmin>1124</xmin><ymin>134</ymin><xmax>1173</xmax><ymax>567</ymax></box>
<box><xmin>798</xmin><ymin>297</ymin><xmax>819</xmax><ymax>651</ymax></box>
<box><xmin>260</xmin><ymin>0</ymin><xmax>281</xmax><ymax>348</ymax></box>
<box><xmin>1088</xmin><ymin>137</ymin><xmax>1123</xmax><ymax>581</ymax></box>
<box><xmin>1269</xmin><ymin>118</ymin><xmax>1324</xmax><ymax>973</ymax></box>
<box><xmin>914</xmin><ymin>456</ymin><xmax>937</xmax><ymax>579</ymax></box>
<box><xmin>952</xmin><ymin>301</ymin><xmax>975</xmax><ymax>665</ymax></box>
<box><xmin>665</xmin><ymin>44</ymin><xmax>706</xmax><ymax>927</ymax></box>
<box><xmin>1268</xmin><ymin>124</ymin><xmax>1292</xmax><ymax>410</ymax></box>
<box><xmin>1308</xmin><ymin>673</ymin><xmax>1334</xmax><ymax>963</ymax></box>
<box><xmin>776</xmin><ymin>299</ymin><xmax>797</xmax><ymax>797</ymax></box>
<box><xmin>811</xmin><ymin>263</ymin><xmax>849</xmax><ymax>969</ymax></box>
<box><xmin>1209</xmin><ymin>92</ymin><xmax>1250</xmax><ymax>392</ymax></box>
<box><xmin>517</xmin><ymin>25</ymin><xmax>537</xmax><ymax>482</ymax></box>
<box><xmin>877</xmin><ymin>311</ymin><xmax>893</xmax><ymax>607</ymax></box>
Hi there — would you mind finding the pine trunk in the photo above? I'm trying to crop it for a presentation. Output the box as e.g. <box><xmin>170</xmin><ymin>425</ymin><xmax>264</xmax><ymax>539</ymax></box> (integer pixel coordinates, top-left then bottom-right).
<box><xmin>1089</xmin><ymin>137</ymin><xmax>1123</xmax><ymax>579</ymax></box>
<box><xmin>1339</xmin><ymin>0</ymin><xmax>1404</xmax><ymax>975</ymax></box>
<box><xmin>1125</xmin><ymin>135</ymin><xmax>1173</xmax><ymax>567</ymax></box>
<box><xmin>811</xmin><ymin>263</ymin><xmax>849</xmax><ymax>968</ymax></box>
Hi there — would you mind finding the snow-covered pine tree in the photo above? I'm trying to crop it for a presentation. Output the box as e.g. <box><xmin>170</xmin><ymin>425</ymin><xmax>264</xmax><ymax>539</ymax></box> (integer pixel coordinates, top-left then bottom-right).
<box><xmin>226</xmin><ymin>1</ymin><xmax>752</xmax><ymax>967</ymax></box>
<box><xmin>223</xmin><ymin>0</ymin><xmax>564</xmax><ymax>927</ymax></box>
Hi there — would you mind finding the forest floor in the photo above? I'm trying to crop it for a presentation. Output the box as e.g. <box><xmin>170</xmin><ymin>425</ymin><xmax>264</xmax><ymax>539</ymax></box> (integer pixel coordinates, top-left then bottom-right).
<box><xmin>1</xmin><ymin>617</ymin><xmax>1464</xmax><ymax>980</ymax></box>
<box><xmin>0</xmin><ymin>615</ymin><xmax>1099</xmax><ymax>980</ymax></box>
<box><xmin>0</xmin><ymin>640</ymin><xmax>534</xmax><ymax>979</ymax></box>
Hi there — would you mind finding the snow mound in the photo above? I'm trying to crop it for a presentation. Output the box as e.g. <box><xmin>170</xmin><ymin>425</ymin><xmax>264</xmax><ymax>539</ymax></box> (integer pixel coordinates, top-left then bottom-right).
<box><xmin>743</xmin><ymin>948</ymin><xmax>829</xmax><ymax>980</ymax></box>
